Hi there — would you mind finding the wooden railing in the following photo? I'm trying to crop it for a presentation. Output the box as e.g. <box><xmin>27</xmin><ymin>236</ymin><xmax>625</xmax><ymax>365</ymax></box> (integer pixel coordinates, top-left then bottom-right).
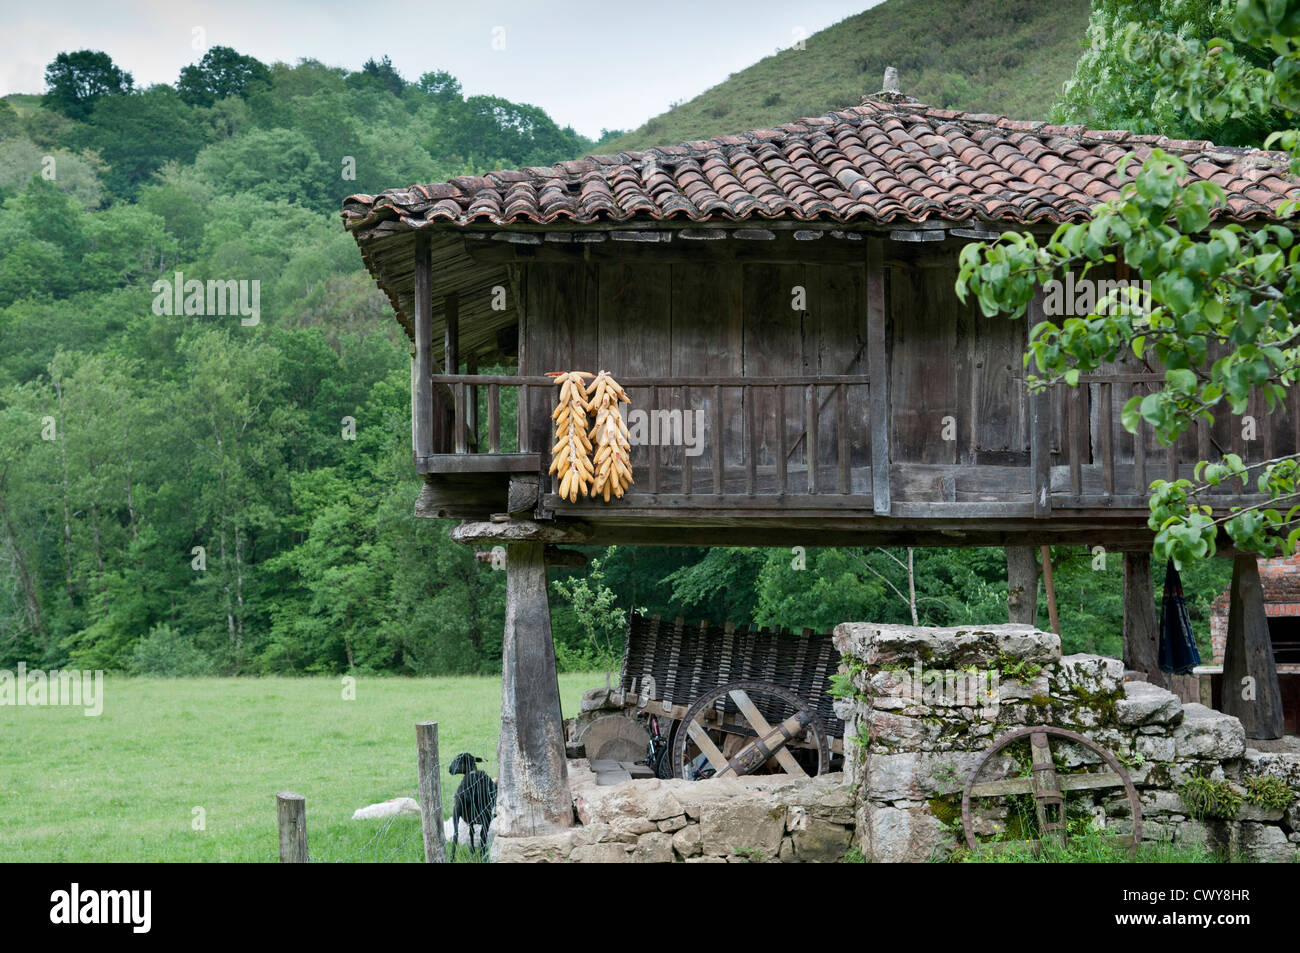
<box><xmin>1039</xmin><ymin>371</ymin><xmax>1292</xmax><ymax>511</ymax></box>
<box><xmin>422</xmin><ymin>374</ymin><xmax>878</xmax><ymax>507</ymax></box>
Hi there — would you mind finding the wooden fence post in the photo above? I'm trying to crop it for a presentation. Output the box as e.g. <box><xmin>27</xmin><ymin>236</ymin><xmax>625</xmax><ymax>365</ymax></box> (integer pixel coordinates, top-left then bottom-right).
<box><xmin>417</xmin><ymin>721</ymin><xmax>447</xmax><ymax>863</ymax></box>
<box><xmin>277</xmin><ymin>792</ymin><xmax>308</xmax><ymax>863</ymax></box>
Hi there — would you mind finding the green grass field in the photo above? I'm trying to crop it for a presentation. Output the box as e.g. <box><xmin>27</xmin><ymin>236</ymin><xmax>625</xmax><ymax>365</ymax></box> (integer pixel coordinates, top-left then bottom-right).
<box><xmin>1</xmin><ymin>675</ymin><xmax>595</xmax><ymax>862</ymax></box>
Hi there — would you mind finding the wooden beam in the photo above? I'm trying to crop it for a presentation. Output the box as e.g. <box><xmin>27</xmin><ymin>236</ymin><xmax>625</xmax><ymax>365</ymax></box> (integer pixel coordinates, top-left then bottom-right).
<box><xmin>1006</xmin><ymin>545</ymin><xmax>1038</xmax><ymax>624</ymax></box>
<box><xmin>412</xmin><ymin>233</ymin><xmax>434</xmax><ymax>461</ymax></box>
<box><xmin>867</xmin><ymin>237</ymin><xmax>891</xmax><ymax>515</ymax></box>
<box><xmin>1222</xmin><ymin>554</ymin><xmax>1284</xmax><ymax>739</ymax></box>
<box><xmin>1122</xmin><ymin>552</ymin><xmax>1159</xmax><ymax>680</ymax></box>
<box><xmin>495</xmin><ymin>541</ymin><xmax>573</xmax><ymax>837</ymax></box>
<box><xmin>1040</xmin><ymin>545</ymin><xmax>1060</xmax><ymax>635</ymax></box>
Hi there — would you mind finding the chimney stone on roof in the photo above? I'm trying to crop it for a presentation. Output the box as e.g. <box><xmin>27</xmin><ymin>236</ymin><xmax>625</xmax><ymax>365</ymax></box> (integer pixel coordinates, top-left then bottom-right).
<box><xmin>864</xmin><ymin>66</ymin><xmax>918</xmax><ymax>105</ymax></box>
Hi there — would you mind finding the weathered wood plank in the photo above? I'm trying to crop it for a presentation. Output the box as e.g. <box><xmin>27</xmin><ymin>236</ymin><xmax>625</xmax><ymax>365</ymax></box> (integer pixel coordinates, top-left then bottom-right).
<box><xmin>867</xmin><ymin>239</ymin><xmax>890</xmax><ymax>515</ymax></box>
<box><xmin>1122</xmin><ymin>553</ymin><xmax>1159</xmax><ymax>681</ymax></box>
<box><xmin>806</xmin><ymin>384</ymin><xmax>819</xmax><ymax>494</ymax></box>
<box><xmin>1006</xmin><ymin>545</ymin><xmax>1038</xmax><ymax>624</ymax></box>
<box><xmin>276</xmin><ymin>793</ymin><xmax>308</xmax><ymax>863</ymax></box>
<box><xmin>488</xmin><ymin>383</ymin><xmax>501</xmax><ymax>452</ymax></box>
<box><xmin>415</xmin><ymin>722</ymin><xmax>447</xmax><ymax>863</ymax></box>
<box><xmin>413</xmin><ymin>234</ymin><xmax>434</xmax><ymax>460</ymax></box>
<box><xmin>1222</xmin><ymin>554</ymin><xmax>1285</xmax><ymax>740</ymax></box>
<box><xmin>496</xmin><ymin>541</ymin><xmax>574</xmax><ymax>836</ymax></box>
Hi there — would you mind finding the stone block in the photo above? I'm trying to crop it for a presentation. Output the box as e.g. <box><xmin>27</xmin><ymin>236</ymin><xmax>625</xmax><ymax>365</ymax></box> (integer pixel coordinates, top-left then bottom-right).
<box><xmin>491</xmin><ymin>830</ymin><xmax>582</xmax><ymax>863</ymax></box>
<box><xmin>1239</xmin><ymin>822</ymin><xmax>1292</xmax><ymax>862</ymax></box>
<box><xmin>672</xmin><ymin>823</ymin><xmax>702</xmax><ymax>858</ymax></box>
<box><xmin>864</xmin><ymin>751</ymin><xmax>985</xmax><ymax>801</ymax></box>
<box><xmin>699</xmin><ymin>798</ymin><xmax>785</xmax><ymax>860</ymax></box>
<box><xmin>570</xmin><ymin>842</ymin><xmax>635</xmax><ymax>863</ymax></box>
<box><xmin>863</xmin><ymin>803</ymin><xmax>953</xmax><ymax>862</ymax></box>
<box><xmin>1049</xmin><ymin>653</ymin><xmax>1124</xmax><ymax>699</ymax></box>
<box><xmin>632</xmin><ymin>831</ymin><xmax>676</xmax><ymax>863</ymax></box>
<box><xmin>792</xmin><ymin>817</ymin><xmax>852</xmax><ymax>862</ymax></box>
<box><xmin>833</xmin><ymin>622</ymin><xmax>1059</xmax><ymax>669</ymax></box>
<box><xmin>1117</xmin><ymin>681</ymin><xmax>1184</xmax><ymax>727</ymax></box>
<box><xmin>1173</xmin><ymin>704</ymin><xmax>1246</xmax><ymax>760</ymax></box>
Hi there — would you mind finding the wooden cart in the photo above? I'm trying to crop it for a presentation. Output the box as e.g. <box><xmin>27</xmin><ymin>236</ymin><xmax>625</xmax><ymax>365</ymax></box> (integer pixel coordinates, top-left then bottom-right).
<box><xmin>615</xmin><ymin>614</ymin><xmax>844</xmax><ymax>780</ymax></box>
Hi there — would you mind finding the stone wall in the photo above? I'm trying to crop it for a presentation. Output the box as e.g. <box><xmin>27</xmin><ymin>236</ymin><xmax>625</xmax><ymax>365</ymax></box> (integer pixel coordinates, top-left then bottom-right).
<box><xmin>492</xmin><ymin>764</ymin><xmax>854</xmax><ymax>863</ymax></box>
<box><xmin>832</xmin><ymin>622</ymin><xmax>1300</xmax><ymax>862</ymax></box>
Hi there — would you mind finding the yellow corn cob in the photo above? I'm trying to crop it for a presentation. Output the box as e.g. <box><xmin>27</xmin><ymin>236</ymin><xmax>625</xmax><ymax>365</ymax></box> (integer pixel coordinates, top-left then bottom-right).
<box><xmin>549</xmin><ymin>371</ymin><xmax>594</xmax><ymax>502</ymax></box>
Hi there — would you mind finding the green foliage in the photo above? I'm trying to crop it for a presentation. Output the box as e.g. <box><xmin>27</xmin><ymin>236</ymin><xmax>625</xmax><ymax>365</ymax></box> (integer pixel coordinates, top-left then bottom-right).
<box><xmin>552</xmin><ymin>557</ymin><xmax>631</xmax><ymax>672</ymax></box>
<box><xmin>42</xmin><ymin>50</ymin><xmax>133</xmax><ymax>121</ymax></box>
<box><xmin>129</xmin><ymin>623</ymin><xmax>215</xmax><ymax>676</ymax></box>
<box><xmin>603</xmin><ymin>0</ymin><xmax>1091</xmax><ymax>152</ymax></box>
<box><xmin>959</xmin><ymin>824</ymin><xmax>1216</xmax><ymax>862</ymax></box>
<box><xmin>958</xmin><ymin>0</ymin><xmax>1300</xmax><ymax>567</ymax></box>
<box><xmin>177</xmin><ymin>46</ymin><xmax>270</xmax><ymax>108</ymax></box>
<box><xmin>1244</xmin><ymin>774</ymin><xmax>1296</xmax><ymax>810</ymax></box>
<box><xmin>1179</xmin><ymin>775</ymin><xmax>1244</xmax><ymax>819</ymax></box>
<box><xmin>1054</xmin><ymin>0</ymin><xmax>1285</xmax><ymax>145</ymax></box>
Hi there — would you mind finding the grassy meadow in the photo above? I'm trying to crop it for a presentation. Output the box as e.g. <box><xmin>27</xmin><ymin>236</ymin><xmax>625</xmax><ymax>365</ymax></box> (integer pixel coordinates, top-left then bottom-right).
<box><xmin>1</xmin><ymin>675</ymin><xmax>595</xmax><ymax>862</ymax></box>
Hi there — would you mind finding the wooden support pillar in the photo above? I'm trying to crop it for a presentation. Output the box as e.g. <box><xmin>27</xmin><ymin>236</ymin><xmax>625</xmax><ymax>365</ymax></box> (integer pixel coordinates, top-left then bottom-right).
<box><xmin>412</xmin><ymin>234</ymin><xmax>433</xmax><ymax>462</ymax></box>
<box><xmin>1222</xmin><ymin>554</ymin><xmax>1284</xmax><ymax>740</ymax></box>
<box><xmin>1006</xmin><ymin>545</ymin><xmax>1038</xmax><ymax>625</ymax></box>
<box><xmin>1122</xmin><ymin>552</ymin><xmax>1159</xmax><ymax>680</ymax></box>
<box><xmin>1040</xmin><ymin>545</ymin><xmax>1060</xmax><ymax>635</ymax></box>
<box><xmin>495</xmin><ymin>541</ymin><xmax>572</xmax><ymax>837</ymax></box>
<box><xmin>866</xmin><ymin>237</ymin><xmax>891</xmax><ymax>515</ymax></box>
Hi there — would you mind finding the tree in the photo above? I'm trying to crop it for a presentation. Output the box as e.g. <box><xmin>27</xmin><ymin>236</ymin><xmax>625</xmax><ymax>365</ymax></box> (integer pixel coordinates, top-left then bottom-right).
<box><xmin>42</xmin><ymin>50</ymin><xmax>133</xmax><ymax>121</ymax></box>
<box><xmin>957</xmin><ymin>0</ymin><xmax>1300</xmax><ymax>567</ymax></box>
<box><xmin>1053</xmin><ymin>0</ymin><xmax>1284</xmax><ymax>146</ymax></box>
<box><xmin>416</xmin><ymin>69</ymin><xmax>462</xmax><ymax>102</ymax></box>
<box><xmin>347</xmin><ymin>56</ymin><xmax>405</xmax><ymax>96</ymax></box>
<box><xmin>77</xmin><ymin>85</ymin><xmax>207</xmax><ymax>199</ymax></box>
<box><xmin>177</xmin><ymin>45</ymin><xmax>270</xmax><ymax>107</ymax></box>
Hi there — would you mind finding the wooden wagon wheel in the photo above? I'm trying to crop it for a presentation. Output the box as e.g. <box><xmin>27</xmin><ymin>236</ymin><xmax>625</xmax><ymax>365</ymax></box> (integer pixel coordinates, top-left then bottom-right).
<box><xmin>670</xmin><ymin>679</ymin><xmax>831</xmax><ymax>780</ymax></box>
<box><xmin>960</xmin><ymin>726</ymin><xmax>1143</xmax><ymax>856</ymax></box>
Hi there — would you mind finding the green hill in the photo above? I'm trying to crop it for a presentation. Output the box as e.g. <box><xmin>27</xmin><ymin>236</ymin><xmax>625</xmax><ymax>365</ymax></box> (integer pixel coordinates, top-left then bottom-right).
<box><xmin>604</xmin><ymin>0</ymin><xmax>1091</xmax><ymax>153</ymax></box>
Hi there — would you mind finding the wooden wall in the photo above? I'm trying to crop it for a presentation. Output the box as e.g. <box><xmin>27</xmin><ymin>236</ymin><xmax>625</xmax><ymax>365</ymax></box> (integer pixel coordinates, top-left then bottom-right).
<box><xmin>520</xmin><ymin>254</ymin><xmax>1039</xmax><ymax>479</ymax></box>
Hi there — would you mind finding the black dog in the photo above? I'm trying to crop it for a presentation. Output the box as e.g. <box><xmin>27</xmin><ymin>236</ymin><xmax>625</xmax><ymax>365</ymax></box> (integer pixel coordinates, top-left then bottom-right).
<box><xmin>448</xmin><ymin>752</ymin><xmax>497</xmax><ymax>858</ymax></box>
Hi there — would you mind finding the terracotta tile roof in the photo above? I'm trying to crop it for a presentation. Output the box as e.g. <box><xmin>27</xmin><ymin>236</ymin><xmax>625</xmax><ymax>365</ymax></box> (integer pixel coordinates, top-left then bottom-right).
<box><xmin>342</xmin><ymin>99</ymin><xmax>1299</xmax><ymax>236</ymax></box>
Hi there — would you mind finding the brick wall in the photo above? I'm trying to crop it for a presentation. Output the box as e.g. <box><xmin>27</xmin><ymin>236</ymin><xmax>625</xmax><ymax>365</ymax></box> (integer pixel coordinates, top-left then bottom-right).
<box><xmin>1209</xmin><ymin>552</ymin><xmax>1300</xmax><ymax>663</ymax></box>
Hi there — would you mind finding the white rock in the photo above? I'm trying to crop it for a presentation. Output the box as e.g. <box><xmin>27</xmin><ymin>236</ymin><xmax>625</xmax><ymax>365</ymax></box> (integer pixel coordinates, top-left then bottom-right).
<box><xmin>1050</xmin><ymin>654</ymin><xmax>1124</xmax><ymax>697</ymax></box>
<box><xmin>1117</xmin><ymin>681</ymin><xmax>1184</xmax><ymax>726</ymax></box>
<box><xmin>352</xmin><ymin>797</ymin><xmax>420</xmax><ymax>820</ymax></box>
<box><xmin>444</xmin><ymin>816</ymin><xmax>496</xmax><ymax>848</ymax></box>
<box><xmin>1172</xmin><ymin>704</ymin><xmax>1246</xmax><ymax>760</ymax></box>
<box><xmin>833</xmin><ymin>622</ymin><xmax>1059</xmax><ymax>668</ymax></box>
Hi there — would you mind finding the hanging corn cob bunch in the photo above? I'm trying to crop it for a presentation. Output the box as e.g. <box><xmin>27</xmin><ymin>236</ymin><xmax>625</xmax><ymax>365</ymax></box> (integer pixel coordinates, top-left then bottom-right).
<box><xmin>547</xmin><ymin>371</ymin><xmax>594</xmax><ymax>502</ymax></box>
<box><xmin>587</xmin><ymin>370</ymin><xmax>633</xmax><ymax>501</ymax></box>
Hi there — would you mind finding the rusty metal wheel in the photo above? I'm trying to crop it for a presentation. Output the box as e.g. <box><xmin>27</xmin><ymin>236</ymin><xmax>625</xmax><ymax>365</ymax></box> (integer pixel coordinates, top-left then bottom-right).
<box><xmin>671</xmin><ymin>679</ymin><xmax>831</xmax><ymax>780</ymax></box>
<box><xmin>960</xmin><ymin>726</ymin><xmax>1143</xmax><ymax>856</ymax></box>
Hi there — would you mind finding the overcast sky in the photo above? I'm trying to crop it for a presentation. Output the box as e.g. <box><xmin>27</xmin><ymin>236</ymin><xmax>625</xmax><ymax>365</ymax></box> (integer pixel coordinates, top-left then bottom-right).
<box><xmin>1</xmin><ymin>0</ymin><xmax>884</xmax><ymax>138</ymax></box>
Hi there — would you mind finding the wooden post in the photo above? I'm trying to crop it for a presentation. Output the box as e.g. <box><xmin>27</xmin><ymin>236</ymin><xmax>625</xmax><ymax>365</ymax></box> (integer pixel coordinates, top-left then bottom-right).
<box><xmin>445</xmin><ymin>293</ymin><xmax>461</xmax><ymax>454</ymax></box>
<box><xmin>496</xmin><ymin>542</ymin><xmax>572</xmax><ymax>837</ymax></box>
<box><xmin>1006</xmin><ymin>545</ymin><xmax>1038</xmax><ymax>625</ymax></box>
<box><xmin>1027</xmin><ymin>292</ymin><xmax>1052</xmax><ymax>517</ymax></box>
<box><xmin>866</xmin><ymin>237</ymin><xmax>890</xmax><ymax>515</ymax></box>
<box><xmin>1222</xmin><ymin>554</ymin><xmax>1285</xmax><ymax>739</ymax></box>
<box><xmin>416</xmin><ymin>721</ymin><xmax>447</xmax><ymax>863</ymax></box>
<box><xmin>1040</xmin><ymin>545</ymin><xmax>1060</xmax><ymax>635</ymax></box>
<box><xmin>412</xmin><ymin>234</ymin><xmax>433</xmax><ymax>463</ymax></box>
<box><xmin>276</xmin><ymin>792</ymin><xmax>308</xmax><ymax>863</ymax></box>
<box><xmin>1122</xmin><ymin>552</ymin><xmax>1159</xmax><ymax>680</ymax></box>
